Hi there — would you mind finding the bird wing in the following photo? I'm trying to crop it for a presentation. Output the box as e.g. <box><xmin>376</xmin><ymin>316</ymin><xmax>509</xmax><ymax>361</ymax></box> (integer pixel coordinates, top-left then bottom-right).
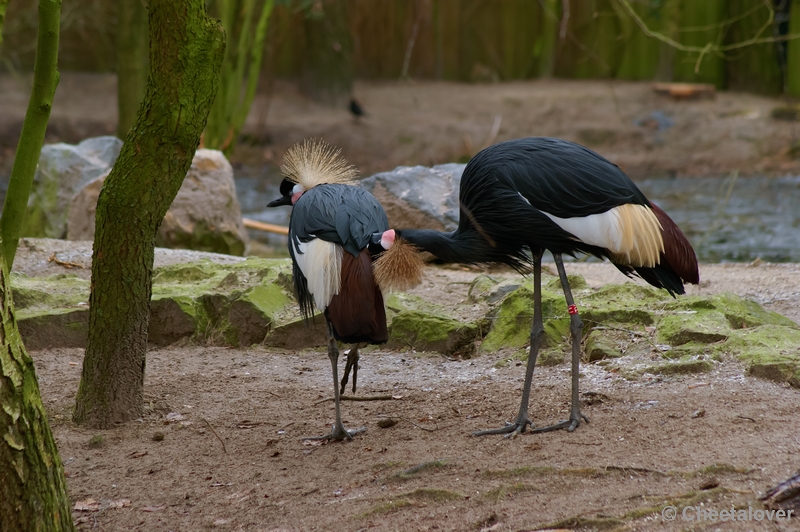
<box><xmin>291</xmin><ymin>184</ymin><xmax>388</xmax><ymax>257</ymax></box>
<box><xmin>463</xmin><ymin>137</ymin><xmax>649</xmax><ymax>218</ymax></box>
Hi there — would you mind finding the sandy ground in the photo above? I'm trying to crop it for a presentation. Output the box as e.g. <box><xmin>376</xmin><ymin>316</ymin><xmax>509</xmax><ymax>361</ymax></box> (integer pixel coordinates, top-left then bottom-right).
<box><xmin>3</xmin><ymin>75</ymin><xmax>800</xmax><ymax>530</ymax></box>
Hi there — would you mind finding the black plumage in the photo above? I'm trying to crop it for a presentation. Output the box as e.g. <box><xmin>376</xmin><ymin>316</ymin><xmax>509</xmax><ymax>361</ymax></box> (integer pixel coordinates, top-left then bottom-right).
<box><xmin>397</xmin><ymin>137</ymin><xmax>699</xmax><ymax>437</ymax></box>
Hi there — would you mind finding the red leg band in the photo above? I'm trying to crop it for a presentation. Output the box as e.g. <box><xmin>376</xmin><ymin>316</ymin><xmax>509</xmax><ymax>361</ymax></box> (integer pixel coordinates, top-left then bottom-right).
<box><xmin>568</xmin><ymin>304</ymin><xmax>579</xmax><ymax>315</ymax></box>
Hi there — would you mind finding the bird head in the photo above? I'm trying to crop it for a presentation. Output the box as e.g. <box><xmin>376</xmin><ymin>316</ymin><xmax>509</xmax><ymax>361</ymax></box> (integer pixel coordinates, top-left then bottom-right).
<box><xmin>267</xmin><ymin>178</ymin><xmax>305</xmax><ymax>207</ymax></box>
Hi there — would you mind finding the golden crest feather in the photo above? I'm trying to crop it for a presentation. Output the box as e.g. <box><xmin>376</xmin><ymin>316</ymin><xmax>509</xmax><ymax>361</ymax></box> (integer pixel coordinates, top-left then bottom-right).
<box><xmin>281</xmin><ymin>139</ymin><xmax>359</xmax><ymax>190</ymax></box>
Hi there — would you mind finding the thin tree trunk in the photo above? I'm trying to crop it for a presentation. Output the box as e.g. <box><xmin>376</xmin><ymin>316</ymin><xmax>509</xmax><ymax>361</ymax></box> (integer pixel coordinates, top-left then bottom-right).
<box><xmin>0</xmin><ymin>0</ymin><xmax>61</xmax><ymax>269</ymax></box>
<box><xmin>788</xmin><ymin>0</ymin><xmax>800</xmax><ymax>96</ymax></box>
<box><xmin>300</xmin><ymin>0</ymin><xmax>353</xmax><ymax>106</ymax></box>
<box><xmin>73</xmin><ymin>0</ymin><xmax>225</xmax><ymax>428</ymax></box>
<box><xmin>117</xmin><ymin>0</ymin><xmax>149</xmax><ymax>138</ymax></box>
<box><xmin>0</xmin><ymin>0</ymin><xmax>9</xmax><ymax>47</ymax></box>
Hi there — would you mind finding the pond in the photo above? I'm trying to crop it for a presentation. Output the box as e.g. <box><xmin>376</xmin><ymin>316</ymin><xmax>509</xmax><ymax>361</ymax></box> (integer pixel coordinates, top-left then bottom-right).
<box><xmin>236</xmin><ymin>168</ymin><xmax>800</xmax><ymax>263</ymax></box>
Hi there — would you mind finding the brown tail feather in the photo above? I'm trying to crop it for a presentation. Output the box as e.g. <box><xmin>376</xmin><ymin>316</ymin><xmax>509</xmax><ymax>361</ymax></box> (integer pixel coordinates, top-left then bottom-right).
<box><xmin>326</xmin><ymin>249</ymin><xmax>388</xmax><ymax>344</ymax></box>
<box><xmin>651</xmin><ymin>203</ymin><xmax>699</xmax><ymax>285</ymax></box>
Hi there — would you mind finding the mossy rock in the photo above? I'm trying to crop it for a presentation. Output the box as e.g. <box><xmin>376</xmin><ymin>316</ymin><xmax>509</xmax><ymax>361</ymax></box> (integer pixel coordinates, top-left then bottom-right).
<box><xmin>544</xmin><ymin>272</ymin><xmax>588</xmax><ymax>292</ymax></box>
<box><xmin>149</xmin><ymin>295</ymin><xmax>198</xmax><ymax>346</ymax></box>
<box><xmin>726</xmin><ymin>325</ymin><xmax>800</xmax><ymax>388</ymax></box>
<box><xmin>663</xmin><ymin>293</ymin><xmax>798</xmax><ymax>330</ymax></box>
<box><xmin>642</xmin><ymin>357</ymin><xmax>714</xmax><ymax>376</ymax></box>
<box><xmin>263</xmin><ymin>313</ymin><xmax>328</xmax><ymax>349</ymax></box>
<box><xmin>584</xmin><ymin>330</ymin><xmax>623</xmax><ymax>362</ymax></box>
<box><xmin>10</xmin><ymin>272</ymin><xmax>89</xmax><ymax>310</ymax></box>
<box><xmin>17</xmin><ymin>307</ymin><xmax>89</xmax><ymax>350</ymax></box>
<box><xmin>389</xmin><ymin>310</ymin><xmax>479</xmax><ymax>357</ymax></box>
<box><xmin>228</xmin><ymin>284</ymin><xmax>291</xmax><ymax>346</ymax></box>
<box><xmin>656</xmin><ymin>310</ymin><xmax>731</xmax><ymax>346</ymax></box>
<box><xmin>481</xmin><ymin>285</ymin><xmax>566</xmax><ymax>352</ymax></box>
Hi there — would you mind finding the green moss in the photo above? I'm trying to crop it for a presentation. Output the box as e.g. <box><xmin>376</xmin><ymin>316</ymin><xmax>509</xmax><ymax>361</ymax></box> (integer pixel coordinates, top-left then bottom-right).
<box><xmin>483</xmin><ymin>482</ymin><xmax>539</xmax><ymax>503</ymax></box>
<box><xmin>10</xmin><ymin>273</ymin><xmax>90</xmax><ymax>310</ymax></box>
<box><xmin>665</xmin><ymin>292</ymin><xmax>798</xmax><ymax>330</ymax></box>
<box><xmin>656</xmin><ymin>310</ymin><xmax>731</xmax><ymax>346</ymax></box>
<box><xmin>585</xmin><ymin>330</ymin><xmax>623</xmax><ymax>362</ymax></box>
<box><xmin>391</xmin><ymin>459</ymin><xmax>451</xmax><ymax>480</ymax></box>
<box><xmin>584</xmin><ymin>282</ymin><xmax>666</xmax><ymax>304</ymax></box>
<box><xmin>481</xmin><ymin>286</ymin><xmax>565</xmax><ymax>352</ymax></box>
<box><xmin>544</xmin><ymin>272</ymin><xmax>588</xmax><ymax>292</ymax></box>
<box><xmin>642</xmin><ymin>357</ymin><xmax>714</xmax><ymax>376</ymax></box>
<box><xmin>389</xmin><ymin>310</ymin><xmax>479</xmax><ymax>357</ymax></box>
<box><xmin>404</xmin><ymin>488</ymin><xmax>463</xmax><ymax>502</ymax></box>
<box><xmin>726</xmin><ymin>325</ymin><xmax>800</xmax><ymax>387</ymax></box>
<box><xmin>359</xmin><ymin>499</ymin><xmax>414</xmax><ymax>517</ymax></box>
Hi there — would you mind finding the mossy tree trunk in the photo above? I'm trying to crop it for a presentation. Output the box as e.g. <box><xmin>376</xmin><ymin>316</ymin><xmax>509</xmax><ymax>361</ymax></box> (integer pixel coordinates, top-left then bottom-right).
<box><xmin>788</xmin><ymin>0</ymin><xmax>800</xmax><ymax>96</ymax></box>
<box><xmin>300</xmin><ymin>0</ymin><xmax>353</xmax><ymax>106</ymax></box>
<box><xmin>73</xmin><ymin>0</ymin><xmax>225</xmax><ymax>428</ymax></box>
<box><xmin>725</xmin><ymin>0</ymin><xmax>782</xmax><ymax>95</ymax></box>
<box><xmin>204</xmin><ymin>0</ymin><xmax>274</xmax><ymax>155</ymax></box>
<box><xmin>0</xmin><ymin>0</ymin><xmax>60</xmax><ymax>269</ymax></box>
<box><xmin>117</xmin><ymin>0</ymin><xmax>149</xmax><ymax>138</ymax></box>
<box><xmin>0</xmin><ymin>256</ymin><xmax>74</xmax><ymax>532</ymax></box>
<box><xmin>0</xmin><ymin>3</ymin><xmax>73</xmax><ymax>530</ymax></box>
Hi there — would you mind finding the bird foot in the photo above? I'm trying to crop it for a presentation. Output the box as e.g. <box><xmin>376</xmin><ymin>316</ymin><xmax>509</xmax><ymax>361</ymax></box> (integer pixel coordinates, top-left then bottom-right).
<box><xmin>302</xmin><ymin>423</ymin><xmax>366</xmax><ymax>442</ymax></box>
<box><xmin>473</xmin><ymin>418</ymin><xmax>534</xmax><ymax>438</ymax></box>
<box><xmin>531</xmin><ymin>412</ymin><xmax>589</xmax><ymax>434</ymax></box>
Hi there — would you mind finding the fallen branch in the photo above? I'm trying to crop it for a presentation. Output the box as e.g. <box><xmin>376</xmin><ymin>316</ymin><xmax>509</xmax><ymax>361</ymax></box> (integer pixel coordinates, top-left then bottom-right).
<box><xmin>242</xmin><ymin>217</ymin><xmax>289</xmax><ymax>235</ymax></box>
<box><xmin>313</xmin><ymin>394</ymin><xmax>394</xmax><ymax>405</ymax></box>
<box><xmin>201</xmin><ymin>418</ymin><xmax>227</xmax><ymax>453</ymax></box>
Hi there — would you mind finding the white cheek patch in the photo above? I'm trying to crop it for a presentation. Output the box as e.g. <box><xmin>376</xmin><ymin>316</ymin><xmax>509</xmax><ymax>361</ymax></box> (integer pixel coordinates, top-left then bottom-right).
<box><xmin>294</xmin><ymin>238</ymin><xmax>342</xmax><ymax>311</ymax></box>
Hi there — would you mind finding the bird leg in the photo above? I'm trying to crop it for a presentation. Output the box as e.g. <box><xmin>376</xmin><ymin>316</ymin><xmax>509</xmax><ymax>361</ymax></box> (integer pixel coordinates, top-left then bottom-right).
<box><xmin>303</xmin><ymin>321</ymin><xmax>366</xmax><ymax>442</ymax></box>
<box><xmin>474</xmin><ymin>250</ymin><xmax>545</xmax><ymax>438</ymax></box>
<box><xmin>531</xmin><ymin>253</ymin><xmax>589</xmax><ymax>434</ymax></box>
<box><xmin>340</xmin><ymin>343</ymin><xmax>362</xmax><ymax>395</ymax></box>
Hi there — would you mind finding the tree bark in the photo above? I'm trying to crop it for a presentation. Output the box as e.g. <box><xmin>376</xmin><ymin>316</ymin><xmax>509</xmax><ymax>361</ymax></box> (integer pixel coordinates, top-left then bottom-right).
<box><xmin>0</xmin><ymin>0</ymin><xmax>60</xmax><ymax>269</ymax></box>
<box><xmin>204</xmin><ymin>0</ymin><xmax>274</xmax><ymax>155</ymax></box>
<box><xmin>73</xmin><ymin>0</ymin><xmax>225</xmax><ymax>428</ymax></box>
<box><xmin>117</xmin><ymin>0</ymin><xmax>149</xmax><ymax>138</ymax></box>
<box><xmin>300</xmin><ymin>0</ymin><xmax>353</xmax><ymax>106</ymax></box>
<box><xmin>788</xmin><ymin>0</ymin><xmax>800</xmax><ymax>96</ymax></box>
<box><xmin>1</xmin><ymin>256</ymin><xmax>74</xmax><ymax>531</ymax></box>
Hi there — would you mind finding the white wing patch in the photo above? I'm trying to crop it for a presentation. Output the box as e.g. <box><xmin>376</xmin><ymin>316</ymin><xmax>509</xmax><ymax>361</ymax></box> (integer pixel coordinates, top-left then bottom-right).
<box><xmin>294</xmin><ymin>238</ymin><xmax>342</xmax><ymax>310</ymax></box>
<box><xmin>542</xmin><ymin>204</ymin><xmax>664</xmax><ymax>267</ymax></box>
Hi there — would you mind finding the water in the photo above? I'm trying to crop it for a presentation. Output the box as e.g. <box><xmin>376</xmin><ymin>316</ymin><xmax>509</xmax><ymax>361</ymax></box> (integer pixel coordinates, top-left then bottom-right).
<box><xmin>636</xmin><ymin>175</ymin><xmax>800</xmax><ymax>263</ymax></box>
<box><xmin>235</xmin><ymin>169</ymin><xmax>800</xmax><ymax>263</ymax></box>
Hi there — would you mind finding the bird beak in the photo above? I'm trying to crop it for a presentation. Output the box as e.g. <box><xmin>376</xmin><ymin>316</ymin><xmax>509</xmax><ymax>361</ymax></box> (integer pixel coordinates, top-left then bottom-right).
<box><xmin>267</xmin><ymin>195</ymin><xmax>292</xmax><ymax>208</ymax></box>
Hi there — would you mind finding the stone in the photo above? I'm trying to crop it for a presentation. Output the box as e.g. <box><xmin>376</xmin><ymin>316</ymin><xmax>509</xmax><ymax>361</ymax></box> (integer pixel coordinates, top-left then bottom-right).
<box><xmin>156</xmin><ymin>149</ymin><xmax>249</xmax><ymax>256</ymax></box>
<box><xmin>67</xmin><ymin>148</ymin><xmax>249</xmax><ymax>255</ymax></box>
<box><xmin>584</xmin><ymin>330</ymin><xmax>623</xmax><ymax>362</ymax></box>
<box><xmin>360</xmin><ymin>164</ymin><xmax>464</xmax><ymax>230</ymax></box>
<box><xmin>386</xmin><ymin>293</ymin><xmax>482</xmax><ymax>357</ymax></box>
<box><xmin>727</xmin><ymin>325</ymin><xmax>800</xmax><ymax>388</ymax></box>
<box><xmin>25</xmin><ymin>136</ymin><xmax>122</xmax><ymax>238</ymax></box>
<box><xmin>18</xmin><ymin>308</ymin><xmax>90</xmax><ymax>350</ymax></box>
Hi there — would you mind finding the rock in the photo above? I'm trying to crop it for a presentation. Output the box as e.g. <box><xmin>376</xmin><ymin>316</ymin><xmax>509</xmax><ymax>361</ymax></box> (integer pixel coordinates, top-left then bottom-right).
<box><xmin>727</xmin><ymin>325</ymin><xmax>800</xmax><ymax>388</ymax></box>
<box><xmin>643</xmin><ymin>357</ymin><xmax>715</xmax><ymax>376</ymax></box>
<box><xmin>386</xmin><ymin>293</ymin><xmax>481</xmax><ymax>357</ymax></box>
<box><xmin>24</xmin><ymin>136</ymin><xmax>122</xmax><ymax>238</ymax></box>
<box><xmin>67</xmin><ymin>148</ymin><xmax>249</xmax><ymax>256</ymax></box>
<box><xmin>656</xmin><ymin>311</ymin><xmax>731</xmax><ymax>346</ymax></box>
<box><xmin>66</xmin><ymin>171</ymin><xmax>108</xmax><ymax>240</ymax></box>
<box><xmin>584</xmin><ymin>330</ymin><xmax>622</xmax><ymax>362</ymax></box>
<box><xmin>18</xmin><ymin>308</ymin><xmax>90</xmax><ymax>350</ymax></box>
<box><xmin>156</xmin><ymin>149</ymin><xmax>249</xmax><ymax>256</ymax></box>
<box><xmin>480</xmin><ymin>279</ymin><xmax>569</xmax><ymax>353</ymax></box>
<box><xmin>148</xmin><ymin>296</ymin><xmax>197</xmax><ymax>346</ymax></box>
<box><xmin>360</xmin><ymin>164</ymin><xmax>464</xmax><ymax>230</ymax></box>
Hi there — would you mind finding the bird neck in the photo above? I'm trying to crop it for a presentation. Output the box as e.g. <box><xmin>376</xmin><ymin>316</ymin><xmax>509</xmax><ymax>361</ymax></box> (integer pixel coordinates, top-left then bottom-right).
<box><xmin>396</xmin><ymin>229</ymin><xmax>465</xmax><ymax>263</ymax></box>
<box><xmin>398</xmin><ymin>228</ymin><xmax>530</xmax><ymax>272</ymax></box>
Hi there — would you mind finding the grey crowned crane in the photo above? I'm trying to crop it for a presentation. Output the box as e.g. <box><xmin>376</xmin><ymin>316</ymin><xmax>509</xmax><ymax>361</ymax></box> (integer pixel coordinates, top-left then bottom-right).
<box><xmin>396</xmin><ymin>137</ymin><xmax>699</xmax><ymax>437</ymax></box>
<box><xmin>267</xmin><ymin>140</ymin><xmax>421</xmax><ymax>441</ymax></box>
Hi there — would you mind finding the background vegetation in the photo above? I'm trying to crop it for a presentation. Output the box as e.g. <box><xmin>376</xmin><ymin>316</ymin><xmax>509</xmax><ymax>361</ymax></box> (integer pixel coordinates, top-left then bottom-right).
<box><xmin>1</xmin><ymin>0</ymin><xmax>798</xmax><ymax>95</ymax></box>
